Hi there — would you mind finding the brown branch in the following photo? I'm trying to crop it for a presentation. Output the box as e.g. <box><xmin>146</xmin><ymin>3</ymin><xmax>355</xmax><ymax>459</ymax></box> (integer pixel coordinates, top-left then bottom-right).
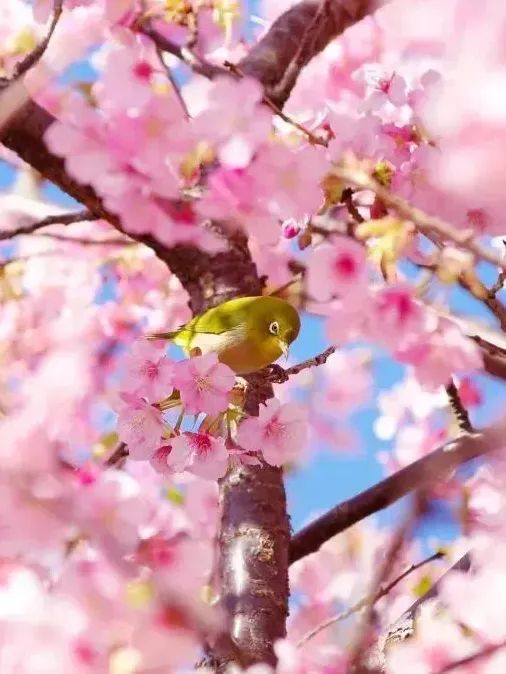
<box><xmin>12</xmin><ymin>0</ymin><xmax>64</xmax><ymax>80</ymax></box>
<box><xmin>435</xmin><ymin>640</ymin><xmax>506</xmax><ymax>674</ymax></box>
<box><xmin>342</xmin><ymin>187</ymin><xmax>365</xmax><ymax>224</ymax></box>
<box><xmin>348</xmin><ymin>500</ymin><xmax>422</xmax><ymax>672</ymax></box>
<box><xmin>472</xmin><ymin>335</ymin><xmax>506</xmax><ymax>381</ymax></box>
<box><xmin>0</xmin><ymin>209</ymin><xmax>96</xmax><ymax>240</ymax></box>
<box><xmin>289</xmin><ymin>420</ymin><xmax>506</xmax><ymax>564</ymax></box>
<box><xmin>266</xmin><ymin>346</ymin><xmax>336</xmax><ymax>384</ymax></box>
<box><xmin>238</xmin><ymin>0</ymin><xmax>379</xmax><ymax>108</ymax></box>
<box><xmin>104</xmin><ymin>443</ymin><xmax>128</xmax><ymax>468</ymax></box>
<box><xmin>33</xmin><ymin>232</ymin><xmax>136</xmax><ymax>246</ymax></box>
<box><xmin>297</xmin><ymin>549</ymin><xmax>444</xmax><ymax>648</ymax></box>
<box><xmin>140</xmin><ymin>23</ymin><xmax>228</xmax><ymax>80</ymax></box>
<box><xmin>224</xmin><ymin>60</ymin><xmax>328</xmax><ymax>146</ymax></box>
<box><xmin>336</xmin><ymin>167</ymin><xmax>506</xmax><ymax>271</ymax></box>
<box><xmin>445</xmin><ymin>379</ymin><xmax>473</xmax><ymax>433</ymax></box>
<box><xmin>382</xmin><ymin>553</ymin><xmax>471</xmax><ymax>651</ymax></box>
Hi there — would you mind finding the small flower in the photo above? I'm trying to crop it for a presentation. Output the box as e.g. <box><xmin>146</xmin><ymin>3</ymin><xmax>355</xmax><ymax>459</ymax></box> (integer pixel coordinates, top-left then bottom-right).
<box><xmin>168</xmin><ymin>433</ymin><xmax>229</xmax><ymax>480</ymax></box>
<box><xmin>236</xmin><ymin>398</ymin><xmax>308</xmax><ymax>467</ymax></box>
<box><xmin>116</xmin><ymin>393</ymin><xmax>164</xmax><ymax>460</ymax></box>
<box><xmin>306</xmin><ymin>237</ymin><xmax>368</xmax><ymax>301</ymax></box>
<box><xmin>122</xmin><ymin>340</ymin><xmax>175</xmax><ymax>402</ymax></box>
<box><xmin>174</xmin><ymin>353</ymin><xmax>235</xmax><ymax>415</ymax></box>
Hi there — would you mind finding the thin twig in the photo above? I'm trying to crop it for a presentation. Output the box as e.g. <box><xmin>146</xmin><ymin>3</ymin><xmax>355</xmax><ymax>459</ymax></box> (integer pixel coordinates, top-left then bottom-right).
<box><xmin>489</xmin><ymin>270</ymin><xmax>506</xmax><ymax>296</ymax></box>
<box><xmin>224</xmin><ymin>60</ymin><xmax>328</xmax><ymax>147</ymax></box>
<box><xmin>0</xmin><ymin>209</ymin><xmax>96</xmax><ymax>240</ymax></box>
<box><xmin>445</xmin><ymin>379</ymin><xmax>474</xmax><ymax>433</ymax></box>
<box><xmin>267</xmin><ymin>346</ymin><xmax>336</xmax><ymax>383</ymax></box>
<box><xmin>336</xmin><ymin>166</ymin><xmax>506</xmax><ymax>271</ymax></box>
<box><xmin>348</xmin><ymin>496</ymin><xmax>425</xmax><ymax>671</ymax></box>
<box><xmin>155</xmin><ymin>46</ymin><xmax>190</xmax><ymax>119</ymax></box>
<box><xmin>140</xmin><ymin>23</ymin><xmax>227</xmax><ymax>80</ymax></box>
<box><xmin>289</xmin><ymin>419</ymin><xmax>506</xmax><ymax>564</ymax></box>
<box><xmin>298</xmin><ymin>550</ymin><xmax>444</xmax><ymax>647</ymax></box>
<box><xmin>12</xmin><ymin>0</ymin><xmax>64</xmax><ymax>80</ymax></box>
<box><xmin>32</xmin><ymin>232</ymin><xmax>136</xmax><ymax>246</ymax></box>
<box><xmin>104</xmin><ymin>442</ymin><xmax>128</xmax><ymax>468</ymax></box>
<box><xmin>435</xmin><ymin>640</ymin><xmax>506</xmax><ymax>674</ymax></box>
<box><xmin>342</xmin><ymin>187</ymin><xmax>365</xmax><ymax>224</ymax></box>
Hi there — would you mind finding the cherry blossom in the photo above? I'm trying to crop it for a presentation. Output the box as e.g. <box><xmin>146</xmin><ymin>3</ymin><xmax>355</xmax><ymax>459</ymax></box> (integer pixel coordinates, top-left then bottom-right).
<box><xmin>306</xmin><ymin>237</ymin><xmax>369</xmax><ymax>302</ymax></box>
<box><xmin>237</xmin><ymin>398</ymin><xmax>308</xmax><ymax>466</ymax></box>
<box><xmin>121</xmin><ymin>339</ymin><xmax>175</xmax><ymax>402</ymax></box>
<box><xmin>116</xmin><ymin>393</ymin><xmax>164</xmax><ymax>460</ymax></box>
<box><xmin>168</xmin><ymin>432</ymin><xmax>229</xmax><ymax>480</ymax></box>
<box><xmin>174</xmin><ymin>352</ymin><xmax>235</xmax><ymax>416</ymax></box>
<box><xmin>3</xmin><ymin>0</ymin><xmax>506</xmax><ymax>671</ymax></box>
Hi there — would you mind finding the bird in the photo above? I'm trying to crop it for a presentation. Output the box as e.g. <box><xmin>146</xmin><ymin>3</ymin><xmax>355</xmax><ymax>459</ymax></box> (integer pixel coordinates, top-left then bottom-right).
<box><xmin>146</xmin><ymin>295</ymin><xmax>301</xmax><ymax>375</ymax></box>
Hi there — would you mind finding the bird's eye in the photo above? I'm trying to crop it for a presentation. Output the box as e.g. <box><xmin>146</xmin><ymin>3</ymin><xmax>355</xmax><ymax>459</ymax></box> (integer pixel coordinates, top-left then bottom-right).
<box><xmin>269</xmin><ymin>321</ymin><xmax>280</xmax><ymax>335</ymax></box>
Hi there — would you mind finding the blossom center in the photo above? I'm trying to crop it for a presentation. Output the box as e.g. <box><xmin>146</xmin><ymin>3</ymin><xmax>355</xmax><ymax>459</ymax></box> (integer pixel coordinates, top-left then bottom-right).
<box><xmin>334</xmin><ymin>253</ymin><xmax>357</xmax><ymax>277</ymax></box>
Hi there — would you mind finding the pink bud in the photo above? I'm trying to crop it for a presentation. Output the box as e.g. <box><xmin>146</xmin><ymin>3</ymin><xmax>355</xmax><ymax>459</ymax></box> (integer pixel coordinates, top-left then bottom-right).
<box><xmin>282</xmin><ymin>219</ymin><xmax>301</xmax><ymax>239</ymax></box>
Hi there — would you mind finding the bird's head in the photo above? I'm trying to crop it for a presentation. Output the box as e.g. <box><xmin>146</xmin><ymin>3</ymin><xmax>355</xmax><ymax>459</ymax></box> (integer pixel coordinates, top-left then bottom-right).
<box><xmin>249</xmin><ymin>296</ymin><xmax>301</xmax><ymax>362</ymax></box>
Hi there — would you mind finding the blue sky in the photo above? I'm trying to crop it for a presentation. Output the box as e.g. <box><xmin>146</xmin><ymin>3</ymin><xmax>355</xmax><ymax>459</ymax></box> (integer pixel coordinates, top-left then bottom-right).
<box><xmin>1</xmin><ymin>4</ymin><xmax>505</xmax><ymax>551</ymax></box>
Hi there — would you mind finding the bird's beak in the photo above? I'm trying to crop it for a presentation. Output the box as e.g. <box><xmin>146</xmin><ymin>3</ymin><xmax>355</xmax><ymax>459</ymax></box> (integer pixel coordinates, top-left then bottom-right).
<box><xmin>279</xmin><ymin>340</ymin><xmax>289</xmax><ymax>360</ymax></box>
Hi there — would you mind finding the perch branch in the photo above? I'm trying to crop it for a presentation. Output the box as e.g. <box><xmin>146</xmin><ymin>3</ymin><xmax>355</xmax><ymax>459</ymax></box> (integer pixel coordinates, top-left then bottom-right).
<box><xmin>290</xmin><ymin>420</ymin><xmax>506</xmax><ymax>564</ymax></box>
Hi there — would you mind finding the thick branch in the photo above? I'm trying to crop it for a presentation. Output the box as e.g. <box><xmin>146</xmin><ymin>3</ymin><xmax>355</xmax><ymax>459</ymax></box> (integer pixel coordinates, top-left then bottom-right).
<box><xmin>290</xmin><ymin>421</ymin><xmax>506</xmax><ymax>563</ymax></box>
<box><xmin>239</xmin><ymin>0</ymin><xmax>378</xmax><ymax>107</ymax></box>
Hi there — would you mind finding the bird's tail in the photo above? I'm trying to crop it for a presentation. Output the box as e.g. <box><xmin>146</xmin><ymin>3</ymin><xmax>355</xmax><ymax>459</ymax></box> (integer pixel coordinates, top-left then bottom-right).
<box><xmin>145</xmin><ymin>331</ymin><xmax>178</xmax><ymax>341</ymax></box>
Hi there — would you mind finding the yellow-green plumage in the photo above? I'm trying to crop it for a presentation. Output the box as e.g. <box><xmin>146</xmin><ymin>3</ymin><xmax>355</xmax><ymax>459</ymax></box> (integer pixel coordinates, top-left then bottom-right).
<box><xmin>147</xmin><ymin>295</ymin><xmax>301</xmax><ymax>374</ymax></box>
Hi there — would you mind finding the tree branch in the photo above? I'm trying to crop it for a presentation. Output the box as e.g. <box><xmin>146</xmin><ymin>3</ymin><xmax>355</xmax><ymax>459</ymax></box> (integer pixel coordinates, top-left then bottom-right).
<box><xmin>238</xmin><ymin>0</ymin><xmax>379</xmax><ymax>107</ymax></box>
<box><xmin>0</xmin><ymin>209</ymin><xmax>96</xmax><ymax>240</ymax></box>
<box><xmin>12</xmin><ymin>0</ymin><xmax>64</xmax><ymax>80</ymax></box>
<box><xmin>445</xmin><ymin>379</ymin><xmax>473</xmax><ymax>433</ymax></box>
<box><xmin>436</xmin><ymin>640</ymin><xmax>506</xmax><ymax>674</ymax></box>
<box><xmin>337</xmin><ymin>166</ymin><xmax>506</xmax><ymax>272</ymax></box>
<box><xmin>298</xmin><ymin>549</ymin><xmax>444</xmax><ymax>648</ymax></box>
<box><xmin>289</xmin><ymin>421</ymin><xmax>506</xmax><ymax>564</ymax></box>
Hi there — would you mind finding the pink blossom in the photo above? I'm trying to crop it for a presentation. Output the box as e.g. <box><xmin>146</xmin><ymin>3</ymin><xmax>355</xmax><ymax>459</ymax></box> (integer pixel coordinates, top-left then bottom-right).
<box><xmin>93</xmin><ymin>44</ymin><xmax>158</xmax><ymax>113</ymax></box>
<box><xmin>316</xmin><ymin>350</ymin><xmax>372</xmax><ymax>416</ymax></box>
<box><xmin>368</xmin><ymin>283</ymin><xmax>426</xmax><ymax>351</ymax></box>
<box><xmin>168</xmin><ymin>433</ymin><xmax>229</xmax><ymax>480</ymax></box>
<box><xmin>237</xmin><ymin>398</ymin><xmax>308</xmax><ymax>466</ymax></box>
<box><xmin>306</xmin><ymin>237</ymin><xmax>369</xmax><ymax>301</ymax></box>
<box><xmin>357</xmin><ymin>67</ymin><xmax>407</xmax><ymax>111</ymax></box>
<box><xmin>174</xmin><ymin>353</ymin><xmax>235</xmax><ymax>416</ymax></box>
<box><xmin>116</xmin><ymin>393</ymin><xmax>164</xmax><ymax>460</ymax></box>
<box><xmin>248</xmin><ymin>144</ymin><xmax>327</xmax><ymax>221</ymax></box>
<box><xmin>197</xmin><ymin>166</ymin><xmax>279</xmax><ymax>245</ymax></box>
<box><xmin>76</xmin><ymin>470</ymin><xmax>154</xmax><ymax>552</ymax></box>
<box><xmin>194</xmin><ymin>76</ymin><xmax>272</xmax><ymax>168</ymax></box>
<box><xmin>121</xmin><ymin>340</ymin><xmax>175</xmax><ymax>402</ymax></box>
<box><xmin>397</xmin><ymin>317</ymin><xmax>483</xmax><ymax>390</ymax></box>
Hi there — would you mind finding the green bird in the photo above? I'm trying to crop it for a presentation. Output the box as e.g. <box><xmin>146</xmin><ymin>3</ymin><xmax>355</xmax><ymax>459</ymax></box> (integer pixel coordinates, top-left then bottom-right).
<box><xmin>147</xmin><ymin>295</ymin><xmax>301</xmax><ymax>375</ymax></box>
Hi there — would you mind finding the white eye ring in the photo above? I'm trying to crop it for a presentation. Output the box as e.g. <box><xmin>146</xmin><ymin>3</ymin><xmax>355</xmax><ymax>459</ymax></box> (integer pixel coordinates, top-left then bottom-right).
<box><xmin>269</xmin><ymin>321</ymin><xmax>280</xmax><ymax>335</ymax></box>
